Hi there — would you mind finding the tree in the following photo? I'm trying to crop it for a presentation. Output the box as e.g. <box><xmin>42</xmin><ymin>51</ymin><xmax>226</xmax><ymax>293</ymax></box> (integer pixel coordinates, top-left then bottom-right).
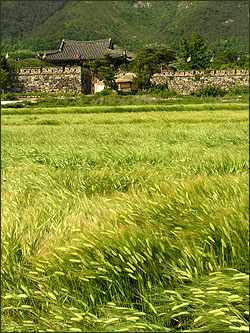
<box><xmin>133</xmin><ymin>47</ymin><xmax>176</xmax><ymax>75</ymax></box>
<box><xmin>133</xmin><ymin>47</ymin><xmax>157</xmax><ymax>76</ymax></box>
<box><xmin>132</xmin><ymin>69</ymin><xmax>151</xmax><ymax>91</ymax></box>
<box><xmin>132</xmin><ymin>46</ymin><xmax>177</xmax><ymax>90</ymax></box>
<box><xmin>179</xmin><ymin>33</ymin><xmax>209</xmax><ymax>70</ymax></box>
<box><xmin>1</xmin><ymin>53</ymin><xmax>9</xmax><ymax>71</ymax></box>
<box><xmin>96</xmin><ymin>65</ymin><xmax>118</xmax><ymax>91</ymax></box>
<box><xmin>207</xmin><ymin>51</ymin><xmax>249</xmax><ymax>70</ymax></box>
<box><xmin>154</xmin><ymin>48</ymin><xmax>177</xmax><ymax>73</ymax></box>
<box><xmin>82</xmin><ymin>53</ymin><xmax>125</xmax><ymax>91</ymax></box>
<box><xmin>1</xmin><ymin>54</ymin><xmax>10</xmax><ymax>92</ymax></box>
<box><xmin>179</xmin><ymin>35</ymin><xmax>191</xmax><ymax>70</ymax></box>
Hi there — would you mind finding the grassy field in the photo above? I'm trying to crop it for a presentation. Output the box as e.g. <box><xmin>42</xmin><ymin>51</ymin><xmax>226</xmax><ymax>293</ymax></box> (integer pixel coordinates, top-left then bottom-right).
<box><xmin>1</xmin><ymin>100</ymin><xmax>249</xmax><ymax>332</ymax></box>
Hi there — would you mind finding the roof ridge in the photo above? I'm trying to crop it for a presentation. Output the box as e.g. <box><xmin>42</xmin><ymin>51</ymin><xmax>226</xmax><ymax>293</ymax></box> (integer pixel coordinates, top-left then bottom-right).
<box><xmin>62</xmin><ymin>38</ymin><xmax>111</xmax><ymax>43</ymax></box>
<box><xmin>37</xmin><ymin>38</ymin><xmax>126</xmax><ymax>64</ymax></box>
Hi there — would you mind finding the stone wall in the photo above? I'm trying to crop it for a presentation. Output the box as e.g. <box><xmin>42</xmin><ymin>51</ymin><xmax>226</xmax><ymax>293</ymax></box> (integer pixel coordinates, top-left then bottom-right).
<box><xmin>7</xmin><ymin>66</ymin><xmax>82</xmax><ymax>94</ymax></box>
<box><xmin>151</xmin><ymin>69</ymin><xmax>249</xmax><ymax>94</ymax></box>
<box><xmin>6</xmin><ymin>67</ymin><xmax>249</xmax><ymax>95</ymax></box>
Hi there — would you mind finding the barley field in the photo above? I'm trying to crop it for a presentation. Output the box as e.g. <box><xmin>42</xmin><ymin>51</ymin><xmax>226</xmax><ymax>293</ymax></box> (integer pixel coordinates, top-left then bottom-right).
<box><xmin>1</xmin><ymin>102</ymin><xmax>249</xmax><ymax>332</ymax></box>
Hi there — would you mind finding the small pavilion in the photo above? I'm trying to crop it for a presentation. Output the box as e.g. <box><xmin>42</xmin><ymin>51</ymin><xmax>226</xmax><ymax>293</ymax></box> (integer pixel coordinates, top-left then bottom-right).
<box><xmin>116</xmin><ymin>72</ymin><xmax>138</xmax><ymax>93</ymax></box>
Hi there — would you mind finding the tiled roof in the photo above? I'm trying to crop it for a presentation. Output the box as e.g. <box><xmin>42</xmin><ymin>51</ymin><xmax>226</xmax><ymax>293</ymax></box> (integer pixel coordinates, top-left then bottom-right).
<box><xmin>37</xmin><ymin>38</ymin><xmax>126</xmax><ymax>63</ymax></box>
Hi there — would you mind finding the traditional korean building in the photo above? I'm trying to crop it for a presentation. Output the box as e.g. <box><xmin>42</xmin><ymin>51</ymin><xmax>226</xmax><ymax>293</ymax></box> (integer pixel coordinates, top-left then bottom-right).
<box><xmin>37</xmin><ymin>38</ymin><xmax>127</xmax><ymax>66</ymax></box>
<box><xmin>116</xmin><ymin>72</ymin><xmax>138</xmax><ymax>94</ymax></box>
<box><xmin>36</xmin><ymin>37</ymin><xmax>130</xmax><ymax>94</ymax></box>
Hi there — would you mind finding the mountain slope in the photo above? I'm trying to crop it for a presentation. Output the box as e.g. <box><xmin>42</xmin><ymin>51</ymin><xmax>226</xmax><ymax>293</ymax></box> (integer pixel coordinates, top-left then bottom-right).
<box><xmin>1</xmin><ymin>1</ymin><xmax>249</xmax><ymax>54</ymax></box>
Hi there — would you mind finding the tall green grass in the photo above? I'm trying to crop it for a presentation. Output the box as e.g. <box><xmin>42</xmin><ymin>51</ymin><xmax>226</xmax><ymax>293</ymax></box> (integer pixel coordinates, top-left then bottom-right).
<box><xmin>1</xmin><ymin>87</ymin><xmax>249</xmax><ymax>110</ymax></box>
<box><xmin>1</xmin><ymin>102</ymin><xmax>248</xmax><ymax>116</ymax></box>
<box><xmin>1</xmin><ymin>104</ymin><xmax>249</xmax><ymax>332</ymax></box>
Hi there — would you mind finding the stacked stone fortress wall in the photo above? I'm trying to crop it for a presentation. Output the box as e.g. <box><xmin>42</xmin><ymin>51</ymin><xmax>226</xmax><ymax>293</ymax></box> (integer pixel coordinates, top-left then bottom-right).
<box><xmin>6</xmin><ymin>67</ymin><xmax>249</xmax><ymax>95</ymax></box>
<box><xmin>7</xmin><ymin>66</ymin><xmax>82</xmax><ymax>94</ymax></box>
<box><xmin>151</xmin><ymin>69</ymin><xmax>249</xmax><ymax>95</ymax></box>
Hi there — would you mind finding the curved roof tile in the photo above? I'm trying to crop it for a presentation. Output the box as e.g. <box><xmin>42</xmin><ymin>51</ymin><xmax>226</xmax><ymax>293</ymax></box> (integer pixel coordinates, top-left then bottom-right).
<box><xmin>37</xmin><ymin>38</ymin><xmax>126</xmax><ymax>63</ymax></box>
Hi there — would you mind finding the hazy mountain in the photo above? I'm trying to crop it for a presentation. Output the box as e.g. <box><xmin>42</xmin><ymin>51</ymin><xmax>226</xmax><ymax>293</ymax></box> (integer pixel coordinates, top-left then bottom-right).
<box><xmin>1</xmin><ymin>1</ymin><xmax>249</xmax><ymax>54</ymax></box>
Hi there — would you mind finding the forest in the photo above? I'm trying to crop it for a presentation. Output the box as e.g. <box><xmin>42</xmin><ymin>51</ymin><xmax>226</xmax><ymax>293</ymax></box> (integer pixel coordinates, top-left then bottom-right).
<box><xmin>1</xmin><ymin>1</ymin><xmax>249</xmax><ymax>54</ymax></box>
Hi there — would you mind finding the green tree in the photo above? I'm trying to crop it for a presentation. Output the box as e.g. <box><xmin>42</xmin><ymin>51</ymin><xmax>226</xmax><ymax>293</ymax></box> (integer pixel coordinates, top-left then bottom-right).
<box><xmin>1</xmin><ymin>53</ymin><xmax>9</xmax><ymax>71</ymax></box>
<box><xmin>1</xmin><ymin>54</ymin><xmax>10</xmax><ymax>92</ymax></box>
<box><xmin>154</xmin><ymin>48</ymin><xmax>177</xmax><ymax>73</ymax></box>
<box><xmin>132</xmin><ymin>69</ymin><xmax>151</xmax><ymax>91</ymax></box>
<box><xmin>208</xmin><ymin>51</ymin><xmax>249</xmax><ymax>70</ymax></box>
<box><xmin>133</xmin><ymin>47</ymin><xmax>157</xmax><ymax>76</ymax></box>
<box><xmin>132</xmin><ymin>46</ymin><xmax>176</xmax><ymax>90</ymax></box>
<box><xmin>83</xmin><ymin>54</ymin><xmax>123</xmax><ymax>91</ymax></box>
<box><xmin>179</xmin><ymin>32</ymin><xmax>209</xmax><ymax>70</ymax></box>
<box><xmin>179</xmin><ymin>36</ymin><xmax>190</xmax><ymax>65</ymax></box>
<box><xmin>235</xmin><ymin>55</ymin><xmax>249</xmax><ymax>69</ymax></box>
<box><xmin>96</xmin><ymin>65</ymin><xmax>118</xmax><ymax>91</ymax></box>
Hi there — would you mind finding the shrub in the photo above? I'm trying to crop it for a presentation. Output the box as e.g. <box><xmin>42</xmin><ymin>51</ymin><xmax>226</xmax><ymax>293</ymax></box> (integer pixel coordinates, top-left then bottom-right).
<box><xmin>94</xmin><ymin>89</ymin><xmax>113</xmax><ymax>96</ymax></box>
<box><xmin>227</xmin><ymin>85</ymin><xmax>249</xmax><ymax>95</ymax></box>
<box><xmin>194</xmin><ymin>73</ymin><xmax>201</xmax><ymax>81</ymax></box>
<box><xmin>1</xmin><ymin>93</ymin><xmax>17</xmax><ymax>100</ymax></box>
<box><xmin>191</xmin><ymin>85</ymin><xmax>226</xmax><ymax>97</ymax></box>
<box><xmin>137</xmin><ymin>84</ymin><xmax>180</xmax><ymax>99</ymax></box>
<box><xmin>117</xmin><ymin>90</ymin><xmax>133</xmax><ymax>96</ymax></box>
<box><xmin>151</xmin><ymin>83</ymin><xmax>167</xmax><ymax>92</ymax></box>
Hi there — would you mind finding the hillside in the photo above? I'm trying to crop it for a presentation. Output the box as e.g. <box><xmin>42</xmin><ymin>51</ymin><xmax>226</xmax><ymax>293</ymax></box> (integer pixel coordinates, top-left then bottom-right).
<box><xmin>1</xmin><ymin>1</ymin><xmax>249</xmax><ymax>54</ymax></box>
